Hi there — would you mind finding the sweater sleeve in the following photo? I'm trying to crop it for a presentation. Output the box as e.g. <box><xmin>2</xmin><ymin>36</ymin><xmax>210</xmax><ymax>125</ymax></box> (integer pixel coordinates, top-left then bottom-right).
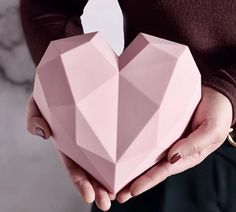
<box><xmin>20</xmin><ymin>0</ymin><xmax>89</xmax><ymax>65</ymax></box>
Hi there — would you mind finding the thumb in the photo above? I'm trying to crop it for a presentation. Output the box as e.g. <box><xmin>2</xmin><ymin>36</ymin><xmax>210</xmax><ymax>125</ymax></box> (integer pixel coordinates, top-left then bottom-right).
<box><xmin>167</xmin><ymin>120</ymin><xmax>225</xmax><ymax>164</ymax></box>
<box><xmin>26</xmin><ymin>95</ymin><xmax>51</xmax><ymax>140</ymax></box>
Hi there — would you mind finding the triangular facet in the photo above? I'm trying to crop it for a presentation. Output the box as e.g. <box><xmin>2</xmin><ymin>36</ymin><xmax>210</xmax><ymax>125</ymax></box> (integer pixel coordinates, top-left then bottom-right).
<box><xmin>51</xmin><ymin>32</ymin><xmax>97</xmax><ymax>54</ymax></box>
<box><xmin>121</xmin><ymin>57</ymin><xmax>177</xmax><ymax>105</ymax></box>
<box><xmin>120</xmin><ymin>44</ymin><xmax>174</xmax><ymax>71</ymax></box>
<box><xmin>80</xmin><ymin>147</ymin><xmax>116</xmax><ymax>193</ymax></box>
<box><xmin>61</xmin><ymin>43</ymin><xmax>118</xmax><ymax>102</ymax></box>
<box><xmin>157</xmin><ymin>49</ymin><xmax>201</xmax><ymax>142</ymax></box>
<box><xmin>76</xmin><ymin>109</ymin><xmax>115</xmax><ymax>162</ymax></box>
<box><xmin>116</xmin><ymin>76</ymin><xmax>159</xmax><ymax>160</ymax></box>
<box><xmin>50</xmin><ymin>105</ymin><xmax>76</xmax><ymax>143</ymax></box>
<box><xmin>118</xmin><ymin>111</ymin><xmax>159</xmax><ymax>162</ymax></box>
<box><xmin>119</xmin><ymin>33</ymin><xmax>149</xmax><ymax>70</ymax></box>
<box><xmin>37</xmin><ymin>57</ymin><xmax>75</xmax><ymax>107</ymax></box>
<box><xmin>142</xmin><ymin>33</ymin><xmax>181</xmax><ymax>45</ymax></box>
<box><xmin>33</xmin><ymin>74</ymin><xmax>51</xmax><ymax>124</ymax></box>
<box><xmin>77</xmin><ymin>75</ymin><xmax>119</xmax><ymax>161</ymax></box>
<box><xmin>50</xmin><ymin>113</ymin><xmax>114</xmax><ymax>192</ymax></box>
<box><xmin>37</xmin><ymin>44</ymin><xmax>59</xmax><ymax>68</ymax></box>
<box><xmin>90</xmin><ymin>32</ymin><xmax>119</xmax><ymax>70</ymax></box>
<box><xmin>151</xmin><ymin>43</ymin><xmax>187</xmax><ymax>59</ymax></box>
<box><xmin>115</xmin><ymin>148</ymin><xmax>155</xmax><ymax>193</ymax></box>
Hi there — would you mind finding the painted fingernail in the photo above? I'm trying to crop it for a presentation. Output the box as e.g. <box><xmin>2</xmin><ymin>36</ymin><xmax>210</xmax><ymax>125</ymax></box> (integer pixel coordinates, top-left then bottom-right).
<box><xmin>170</xmin><ymin>153</ymin><xmax>182</xmax><ymax>164</ymax></box>
<box><xmin>35</xmin><ymin>127</ymin><xmax>45</xmax><ymax>139</ymax></box>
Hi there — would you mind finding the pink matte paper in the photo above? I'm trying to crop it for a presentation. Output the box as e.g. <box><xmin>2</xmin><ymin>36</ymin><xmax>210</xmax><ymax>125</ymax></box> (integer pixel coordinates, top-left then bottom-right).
<box><xmin>33</xmin><ymin>32</ymin><xmax>201</xmax><ymax>194</ymax></box>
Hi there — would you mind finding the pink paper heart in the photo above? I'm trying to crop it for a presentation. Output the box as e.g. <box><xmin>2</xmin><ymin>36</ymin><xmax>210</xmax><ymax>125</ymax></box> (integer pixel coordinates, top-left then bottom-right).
<box><xmin>33</xmin><ymin>32</ymin><xmax>201</xmax><ymax>194</ymax></box>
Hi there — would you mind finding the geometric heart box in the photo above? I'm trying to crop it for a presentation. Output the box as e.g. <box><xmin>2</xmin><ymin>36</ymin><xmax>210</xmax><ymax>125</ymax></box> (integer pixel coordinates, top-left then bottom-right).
<box><xmin>33</xmin><ymin>32</ymin><xmax>201</xmax><ymax>194</ymax></box>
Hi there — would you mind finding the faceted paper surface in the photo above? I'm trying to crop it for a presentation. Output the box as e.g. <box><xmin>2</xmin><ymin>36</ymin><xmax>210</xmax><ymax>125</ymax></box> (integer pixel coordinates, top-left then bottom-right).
<box><xmin>33</xmin><ymin>32</ymin><xmax>201</xmax><ymax>193</ymax></box>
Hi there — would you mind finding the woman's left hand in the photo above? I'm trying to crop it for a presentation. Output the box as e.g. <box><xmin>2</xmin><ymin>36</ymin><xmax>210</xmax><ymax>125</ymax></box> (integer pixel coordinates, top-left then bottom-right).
<box><xmin>116</xmin><ymin>85</ymin><xmax>233</xmax><ymax>203</ymax></box>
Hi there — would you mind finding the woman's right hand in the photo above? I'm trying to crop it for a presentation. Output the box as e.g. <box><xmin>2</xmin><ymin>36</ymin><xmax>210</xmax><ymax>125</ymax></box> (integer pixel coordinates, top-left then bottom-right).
<box><xmin>26</xmin><ymin>94</ymin><xmax>115</xmax><ymax>211</ymax></box>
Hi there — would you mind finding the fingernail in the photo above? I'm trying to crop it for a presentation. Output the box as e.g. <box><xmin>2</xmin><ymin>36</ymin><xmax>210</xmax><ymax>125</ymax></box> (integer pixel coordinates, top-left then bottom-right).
<box><xmin>117</xmin><ymin>195</ymin><xmax>132</xmax><ymax>204</ymax></box>
<box><xmin>109</xmin><ymin>194</ymin><xmax>116</xmax><ymax>201</ymax></box>
<box><xmin>35</xmin><ymin>127</ymin><xmax>45</xmax><ymax>139</ymax></box>
<box><xmin>121</xmin><ymin>196</ymin><xmax>132</xmax><ymax>203</ymax></box>
<box><xmin>170</xmin><ymin>153</ymin><xmax>182</xmax><ymax>164</ymax></box>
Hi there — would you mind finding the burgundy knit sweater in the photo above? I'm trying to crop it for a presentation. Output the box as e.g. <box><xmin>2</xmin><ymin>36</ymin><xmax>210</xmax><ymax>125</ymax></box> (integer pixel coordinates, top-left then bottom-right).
<box><xmin>20</xmin><ymin>0</ymin><xmax>236</xmax><ymax>128</ymax></box>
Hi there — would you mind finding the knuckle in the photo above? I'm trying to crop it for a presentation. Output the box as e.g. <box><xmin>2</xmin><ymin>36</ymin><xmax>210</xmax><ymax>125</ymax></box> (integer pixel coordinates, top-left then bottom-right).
<box><xmin>190</xmin><ymin>144</ymin><xmax>202</xmax><ymax>158</ymax></box>
<box><xmin>26</xmin><ymin>125</ymin><xmax>31</xmax><ymax>133</ymax></box>
<box><xmin>210</xmin><ymin>125</ymin><xmax>227</xmax><ymax>142</ymax></box>
<box><xmin>69</xmin><ymin>169</ymin><xmax>87</xmax><ymax>186</ymax></box>
<box><xmin>201</xmin><ymin>119</ymin><xmax>216</xmax><ymax>131</ymax></box>
<box><xmin>70</xmin><ymin>173</ymin><xmax>82</xmax><ymax>185</ymax></box>
<box><xmin>73</xmin><ymin>177</ymin><xmax>84</xmax><ymax>186</ymax></box>
<box><xmin>145</xmin><ymin>172</ymin><xmax>156</xmax><ymax>185</ymax></box>
<box><xmin>26</xmin><ymin>121</ymin><xmax>34</xmax><ymax>134</ymax></box>
<box><xmin>202</xmin><ymin>120</ymin><xmax>226</xmax><ymax>142</ymax></box>
<box><xmin>163</xmin><ymin>163</ymin><xmax>171</xmax><ymax>177</ymax></box>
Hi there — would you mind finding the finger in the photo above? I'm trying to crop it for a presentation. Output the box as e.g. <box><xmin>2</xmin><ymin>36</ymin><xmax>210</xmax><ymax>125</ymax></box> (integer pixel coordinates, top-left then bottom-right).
<box><xmin>130</xmin><ymin>159</ymin><xmax>170</xmax><ymax>197</ymax></box>
<box><xmin>116</xmin><ymin>185</ymin><xmax>132</xmax><ymax>203</ymax></box>
<box><xmin>108</xmin><ymin>193</ymin><xmax>116</xmax><ymax>201</ymax></box>
<box><xmin>167</xmin><ymin>120</ymin><xmax>226</xmax><ymax>164</ymax></box>
<box><xmin>58</xmin><ymin>151</ymin><xmax>95</xmax><ymax>203</ymax></box>
<box><xmin>90</xmin><ymin>178</ymin><xmax>111</xmax><ymax>211</ymax></box>
<box><xmin>26</xmin><ymin>95</ymin><xmax>51</xmax><ymax>139</ymax></box>
<box><xmin>130</xmin><ymin>120</ymin><xmax>226</xmax><ymax>197</ymax></box>
<box><xmin>130</xmin><ymin>140</ymin><xmax>221</xmax><ymax>197</ymax></box>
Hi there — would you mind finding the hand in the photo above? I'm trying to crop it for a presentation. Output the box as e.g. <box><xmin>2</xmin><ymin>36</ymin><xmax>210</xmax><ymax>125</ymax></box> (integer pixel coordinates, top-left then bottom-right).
<box><xmin>26</xmin><ymin>94</ymin><xmax>115</xmax><ymax>211</ymax></box>
<box><xmin>116</xmin><ymin>85</ymin><xmax>233</xmax><ymax>203</ymax></box>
